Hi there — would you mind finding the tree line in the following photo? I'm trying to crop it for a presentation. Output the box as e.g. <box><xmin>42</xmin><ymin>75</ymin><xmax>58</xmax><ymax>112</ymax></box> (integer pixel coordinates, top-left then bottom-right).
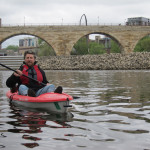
<box><xmin>72</xmin><ymin>36</ymin><xmax>121</xmax><ymax>55</ymax></box>
<box><xmin>134</xmin><ymin>35</ymin><xmax>150</xmax><ymax>52</ymax></box>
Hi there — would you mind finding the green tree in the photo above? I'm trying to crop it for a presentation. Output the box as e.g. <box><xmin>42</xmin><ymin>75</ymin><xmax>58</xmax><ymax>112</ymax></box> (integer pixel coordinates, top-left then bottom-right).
<box><xmin>38</xmin><ymin>39</ymin><xmax>56</xmax><ymax>56</ymax></box>
<box><xmin>134</xmin><ymin>36</ymin><xmax>150</xmax><ymax>52</ymax></box>
<box><xmin>6</xmin><ymin>45</ymin><xmax>19</xmax><ymax>52</ymax></box>
<box><xmin>73</xmin><ymin>37</ymin><xmax>89</xmax><ymax>55</ymax></box>
<box><xmin>89</xmin><ymin>42</ymin><xmax>106</xmax><ymax>54</ymax></box>
<box><xmin>111</xmin><ymin>40</ymin><xmax>121</xmax><ymax>53</ymax></box>
<box><xmin>72</xmin><ymin>36</ymin><xmax>121</xmax><ymax>55</ymax></box>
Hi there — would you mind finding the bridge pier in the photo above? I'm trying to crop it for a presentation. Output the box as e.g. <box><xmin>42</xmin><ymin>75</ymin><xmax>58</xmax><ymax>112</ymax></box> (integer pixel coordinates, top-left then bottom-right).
<box><xmin>49</xmin><ymin>40</ymin><xmax>71</xmax><ymax>56</ymax></box>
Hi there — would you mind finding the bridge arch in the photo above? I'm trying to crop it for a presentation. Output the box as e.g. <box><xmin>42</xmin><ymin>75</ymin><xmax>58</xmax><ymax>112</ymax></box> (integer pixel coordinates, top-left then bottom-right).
<box><xmin>0</xmin><ymin>33</ymin><xmax>55</xmax><ymax>55</ymax></box>
<box><xmin>71</xmin><ymin>31</ymin><xmax>123</xmax><ymax>54</ymax></box>
<box><xmin>0</xmin><ymin>33</ymin><xmax>54</xmax><ymax>48</ymax></box>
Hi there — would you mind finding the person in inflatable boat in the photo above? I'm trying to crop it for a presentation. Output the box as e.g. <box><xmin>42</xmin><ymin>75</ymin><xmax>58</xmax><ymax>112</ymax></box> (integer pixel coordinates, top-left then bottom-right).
<box><xmin>6</xmin><ymin>50</ymin><xmax>62</xmax><ymax>97</ymax></box>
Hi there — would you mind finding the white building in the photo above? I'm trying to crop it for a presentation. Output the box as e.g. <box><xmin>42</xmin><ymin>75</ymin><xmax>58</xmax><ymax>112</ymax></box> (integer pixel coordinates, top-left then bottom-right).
<box><xmin>19</xmin><ymin>37</ymin><xmax>38</xmax><ymax>47</ymax></box>
<box><xmin>126</xmin><ymin>17</ymin><xmax>150</xmax><ymax>26</ymax></box>
<box><xmin>19</xmin><ymin>37</ymin><xmax>39</xmax><ymax>55</ymax></box>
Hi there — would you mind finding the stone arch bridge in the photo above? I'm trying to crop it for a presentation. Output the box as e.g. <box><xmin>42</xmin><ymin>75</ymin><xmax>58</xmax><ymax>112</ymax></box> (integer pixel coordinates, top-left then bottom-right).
<box><xmin>0</xmin><ymin>25</ymin><xmax>150</xmax><ymax>55</ymax></box>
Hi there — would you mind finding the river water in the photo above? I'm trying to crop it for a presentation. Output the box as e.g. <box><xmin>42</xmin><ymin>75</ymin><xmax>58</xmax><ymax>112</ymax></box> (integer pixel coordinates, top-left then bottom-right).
<box><xmin>0</xmin><ymin>70</ymin><xmax>150</xmax><ymax>150</ymax></box>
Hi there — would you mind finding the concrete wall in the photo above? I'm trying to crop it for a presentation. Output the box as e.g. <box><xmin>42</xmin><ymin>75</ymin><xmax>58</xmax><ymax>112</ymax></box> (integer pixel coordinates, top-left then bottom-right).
<box><xmin>37</xmin><ymin>52</ymin><xmax>150</xmax><ymax>70</ymax></box>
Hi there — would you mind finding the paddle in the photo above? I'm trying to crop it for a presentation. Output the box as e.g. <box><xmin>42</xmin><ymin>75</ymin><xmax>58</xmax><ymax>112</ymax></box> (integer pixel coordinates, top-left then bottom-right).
<box><xmin>0</xmin><ymin>62</ymin><xmax>80</xmax><ymax>99</ymax></box>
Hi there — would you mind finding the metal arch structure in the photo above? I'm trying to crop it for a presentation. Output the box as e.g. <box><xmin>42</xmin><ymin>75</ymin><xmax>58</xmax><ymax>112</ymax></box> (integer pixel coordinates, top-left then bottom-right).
<box><xmin>79</xmin><ymin>14</ymin><xmax>89</xmax><ymax>52</ymax></box>
<box><xmin>79</xmin><ymin>14</ymin><xmax>88</xmax><ymax>26</ymax></box>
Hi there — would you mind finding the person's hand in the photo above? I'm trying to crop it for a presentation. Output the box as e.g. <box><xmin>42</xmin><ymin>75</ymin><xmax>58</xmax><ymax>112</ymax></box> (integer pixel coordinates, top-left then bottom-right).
<box><xmin>14</xmin><ymin>70</ymin><xmax>23</xmax><ymax>77</ymax></box>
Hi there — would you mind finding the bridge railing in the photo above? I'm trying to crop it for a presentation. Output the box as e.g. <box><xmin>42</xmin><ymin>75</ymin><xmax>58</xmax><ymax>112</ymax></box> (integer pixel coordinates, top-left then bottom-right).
<box><xmin>1</xmin><ymin>22</ymin><xmax>125</xmax><ymax>27</ymax></box>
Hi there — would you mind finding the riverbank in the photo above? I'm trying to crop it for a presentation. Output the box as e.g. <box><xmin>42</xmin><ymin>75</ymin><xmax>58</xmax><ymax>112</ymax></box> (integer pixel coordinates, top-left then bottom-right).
<box><xmin>37</xmin><ymin>52</ymin><xmax>150</xmax><ymax>70</ymax></box>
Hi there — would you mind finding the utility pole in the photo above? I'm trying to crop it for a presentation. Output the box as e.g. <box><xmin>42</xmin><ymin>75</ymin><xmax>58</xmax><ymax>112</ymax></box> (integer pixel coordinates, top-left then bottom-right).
<box><xmin>98</xmin><ymin>16</ymin><xmax>99</xmax><ymax>25</ymax></box>
<box><xmin>24</xmin><ymin>16</ymin><xmax>25</xmax><ymax>26</ymax></box>
<box><xmin>61</xmin><ymin>18</ymin><xmax>63</xmax><ymax>25</ymax></box>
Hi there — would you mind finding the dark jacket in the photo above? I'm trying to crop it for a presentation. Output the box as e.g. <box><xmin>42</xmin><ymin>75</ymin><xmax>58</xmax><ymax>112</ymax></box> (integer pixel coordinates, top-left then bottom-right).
<box><xmin>6</xmin><ymin>63</ymin><xmax>49</xmax><ymax>92</ymax></box>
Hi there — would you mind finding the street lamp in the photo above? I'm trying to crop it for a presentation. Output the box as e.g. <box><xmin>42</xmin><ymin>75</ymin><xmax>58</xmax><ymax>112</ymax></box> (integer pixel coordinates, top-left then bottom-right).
<box><xmin>24</xmin><ymin>16</ymin><xmax>25</xmax><ymax>26</ymax></box>
<box><xmin>62</xmin><ymin>18</ymin><xmax>63</xmax><ymax>25</ymax></box>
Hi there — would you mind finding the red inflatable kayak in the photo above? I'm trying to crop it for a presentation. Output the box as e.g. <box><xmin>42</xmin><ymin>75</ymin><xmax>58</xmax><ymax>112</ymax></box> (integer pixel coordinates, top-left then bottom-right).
<box><xmin>6</xmin><ymin>91</ymin><xmax>73</xmax><ymax>113</ymax></box>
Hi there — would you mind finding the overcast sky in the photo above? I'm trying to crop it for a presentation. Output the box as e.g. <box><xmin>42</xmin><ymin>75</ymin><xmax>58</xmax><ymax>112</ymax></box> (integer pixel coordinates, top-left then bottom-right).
<box><xmin>1</xmin><ymin>0</ymin><xmax>150</xmax><ymax>47</ymax></box>
<box><xmin>1</xmin><ymin>0</ymin><xmax>150</xmax><ymax>25</ymax></box>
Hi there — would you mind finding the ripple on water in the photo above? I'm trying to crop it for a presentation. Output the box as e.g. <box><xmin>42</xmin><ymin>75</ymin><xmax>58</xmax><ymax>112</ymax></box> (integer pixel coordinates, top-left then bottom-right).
<box><xmin>1</xmin><ymin>70</ymin><xmax>150</xmax><ymax>150</ymax></box>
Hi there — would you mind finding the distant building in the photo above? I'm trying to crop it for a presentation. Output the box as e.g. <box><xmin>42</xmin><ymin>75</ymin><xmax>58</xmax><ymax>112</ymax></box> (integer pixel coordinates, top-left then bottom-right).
<box><xmin>95</xmin><ymin>36</ymin><xmax>111</xmax><ymax>48</ymax></box>
<box><xmin>0</xmin><ymin>52</ymin><xmax>7</xmax><ymax>56</ymax></box>
<box><xmin>126</xmin><ymin>17</ymin><xmax>150</xmax><ymax>26</ymax></box>
<box><xmin>93</xmin><ymin>36</ymin><xmax>111</xmax><ymax>53</ymax></box>
<box><xmin>0</xmin><ymin>49</ymin><xmax>8</xmax><ymax>56</ymax></box>
<box><xmin>95</xmin><ymin>36</ymin><xmax>101</xmax><ymax>44</ymax></box>
<box><xmin>19</xmin><ymin>37</ymin><xmax>38</xmax><ymax>47</ymax></box>
<box><xmin>19</xmin><ymin>37</ymin><xmax>39</xmax><ymax>55</ymax></box>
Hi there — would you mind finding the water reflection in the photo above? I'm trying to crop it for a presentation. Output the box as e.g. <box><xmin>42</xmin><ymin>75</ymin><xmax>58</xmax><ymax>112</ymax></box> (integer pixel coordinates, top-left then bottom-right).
<box><xmin>1</xmin><ymin>70</ymin><xmax>150</xmax><ymax>149</ymax></box>
<box><xmin>7</xmin><ymin>104</ymin><xmax>73</xmax><ymax>148</ymax></box>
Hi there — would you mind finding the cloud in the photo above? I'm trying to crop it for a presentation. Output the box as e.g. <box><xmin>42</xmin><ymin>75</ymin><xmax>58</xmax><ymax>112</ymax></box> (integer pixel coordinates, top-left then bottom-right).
<box><xmin>0</xmin><ymin>0</ymin><xmax>150</xmax><ymax>25</ymax></box>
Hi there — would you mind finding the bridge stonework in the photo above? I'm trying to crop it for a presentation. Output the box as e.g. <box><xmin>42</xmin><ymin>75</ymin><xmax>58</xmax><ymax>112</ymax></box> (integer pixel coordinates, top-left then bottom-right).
<box><xmin>0</xmin><ymin>25</ymin><xmax>149</xmax><ymax>55</ymax></box>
